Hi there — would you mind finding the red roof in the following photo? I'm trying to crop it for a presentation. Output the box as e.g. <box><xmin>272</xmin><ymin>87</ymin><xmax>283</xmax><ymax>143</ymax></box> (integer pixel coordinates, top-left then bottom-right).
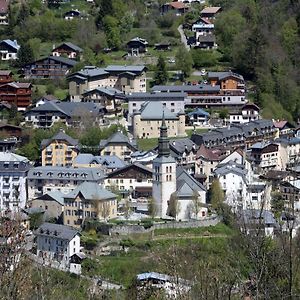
<box><xmin>169</xmin><ymin>1</ymin><xmax>186</xmax><ymax>9</ymax></box>
<box><xmin>273</xmin><ymin>120</ymin><xmax>288</xmax><ymax>129</ymax></box>
<box><xmin>0</xmin><ymin>0</ymin><xmax>8</xmax><ymax>13</ymax></box>
<box><xmin>196</xmin><ymin>144</ymin><xmax>222</xmax><ymax>161</ymax></box>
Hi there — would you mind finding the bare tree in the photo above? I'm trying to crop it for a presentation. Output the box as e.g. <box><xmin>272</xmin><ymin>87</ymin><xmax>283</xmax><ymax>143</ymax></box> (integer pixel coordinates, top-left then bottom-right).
<box><xmin>168</xmin><ymin>193</ymin><xmax>181</xmax><ymax>220</ymax></box>
<box><xmin>147</xmin><ymin>197</ymin><xmax>157</xmax><ymax>219</ymax></box>
<box><xmin>191</xmin><ymin>190</ymin><xmax>202</xmax><ymax>220</ymax></box>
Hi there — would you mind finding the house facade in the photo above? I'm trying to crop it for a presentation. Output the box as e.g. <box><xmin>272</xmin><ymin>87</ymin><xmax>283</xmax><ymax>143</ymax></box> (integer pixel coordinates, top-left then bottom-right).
<box><xmin>52</xmin><ymin>42</ymin><xmax>83</xmax><ymax>59</ymax></box>
<box><xmin>68</xmin><ymin>65</ymin><xmax>147</xmax><ymax>101</ymax></box>
<box><xmin>0</xmin><ymin>152</ymin><xmax>31</xmax><ymax>211</ymax></box>
<box><xmin>27</xmin><ymin>166</ymin><xmax>105</xmax><ymax>200</ymax></box>
<box><xmin>127</xmin><ymin>37</ymin><xmax>148</xmax><ymax>56</ymax></box>
<box><xmin>99</xmin><ymin>131</ymin><xmax>138</xmax><ymax>162</ymax></box>
<box><xmin>25</xmin><ymin>101</ymin><xmax>104</xmax><ymax>129</ymax></box>
<box><xmin>127</xmin><ymin>92</ymin><xmax>186</xmax><ymax>126</ymax></box>
<box><xmin>35</xmin><ymin>223</ymin><xmax>81</xmax><ymax>271</ymax></box>
<box><xmin>132</xmin><ymin>102</ymin><xmax>185</xmax><ymax>139</ymax></box>
<box><xmin>41</xmin><ymin>130</ymin><xmax>79</xmax><ymax>167</ymax></box>
<box><xmin>0</xmin><ymin>82</ymin><xmax>32</xmax><ymax>110</ymax></box>
<box><xmin>104</xmin><ymin>163</ymin><xmax>153</xmax><ymax>199</ymax></box>
<box><xmin>23</xmin><ymin>56</ymin><xmax>77</xmax><ymax>79</ymax></box>
<box><xmin>63</xmin><ymin>182</ymin><xmax>117</xmax><ymax>228</ymax></box>
<box><xmin>0</xmin><ymin>0</ymin><xmax>8</xmax><ymax>25</ymax></box>
<box><xmin>227</xmin><ymin>103</ymin><xmax>260</xmax><ymax>124</ymax></box>
<box><xmin>0</xmin><ymin>40</ymin><xmax>20</xmax><ymax>60</ymax></box>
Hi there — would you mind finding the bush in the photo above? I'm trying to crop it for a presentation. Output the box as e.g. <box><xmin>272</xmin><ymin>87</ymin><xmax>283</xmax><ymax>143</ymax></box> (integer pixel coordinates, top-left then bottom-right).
<box><xmin>120</xmin><ymin>239</ymin><xmax>135</xmax><ymax>247</ymax></box>
<box><xmin>191</xmin><ymin>49</ymin><xmax>219</xmax><ymax>68</ymax></box>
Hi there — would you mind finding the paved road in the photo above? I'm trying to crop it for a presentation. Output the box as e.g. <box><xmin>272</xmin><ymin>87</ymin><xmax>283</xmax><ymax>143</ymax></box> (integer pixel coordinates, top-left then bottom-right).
<box><xmin>177</xmin><ymin>25</ymin><xmax>190</xmax><ymax>51</ymax></box>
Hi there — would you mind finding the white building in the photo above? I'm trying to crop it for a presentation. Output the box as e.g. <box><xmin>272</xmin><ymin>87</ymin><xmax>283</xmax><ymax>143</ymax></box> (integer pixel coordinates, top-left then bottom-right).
<box><xmin>0</xmin><ymin>152</ymin><xmax>31</xmax><ymax>211</ymax></box>
<box><xmin>227</xmin><ymin>103</ymin><xmax>260</xmax><ymax>124</ymax></box>
<box><xmin>0</xmin><ymin>39</ymin><xmax>20</xmax><ymax>60</ymax></box>
<box><xmin>152</xmin><ymin>117</ymin><xmax>207</xmax><ymax>220</ymax></box>
<box><xmin>35</xmin><ymin>222</ymin><xmax>82</xmax><ymax>273</ymax></box>
<box><xmin>27</xmin><ymin>166</ymin><xmax>106</xmax><ymax>201</ymax></box>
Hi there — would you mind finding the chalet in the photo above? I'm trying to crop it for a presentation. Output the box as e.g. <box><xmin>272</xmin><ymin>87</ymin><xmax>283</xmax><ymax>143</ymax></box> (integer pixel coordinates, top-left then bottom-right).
<box><xmin>25</xmin><ymin>100</ymin><xmax>105</xmax><ymax>128</ymax></box>
<box><xmin>104</xmin><ymin>163</ymin><xmax>153</xmax><ymax>199</ymax></box>
<box><xmin>35</xmin><ymin>94</ymin><xmax>58</xmax><ymax>107</ymax></box>
<box><xmin>68</xmin><ymin>65</ymin><xmax>147</xmax><ymax>101</ymax></box>
<box><xmin>154</xmin><ymin>43</ymin><xmax>171</xmax><ymax>51</ymax></box>
<box><xmin>0</xmin><ymin>40</ymin><xmax>20</xmax><ymax>60</ymax></box>
<box><xmin>249</xmin><ymin>142</ymin><xmax>283</xmax><ymax>171</ymax></box>
<box><xmin>273</xmin><ymin>120</ymin><xmax>295</xmax><ymax>137</ymax></box>
<box><xmin>99</xmin><ymin>130</ymin><xmax>138</xmax><ymax>162</ymax></box>
<box><xmin>200</xmin><ymin>6</ymin><xmax>221</xmax><ymax>21</ymax></box>
<box><xmin>64</xmin><ymin>10</ymin><xmax>81</xmax><ymax>20</ymax></box>
<box><xmin>52</xmin><ymin>42</ymin><xmax>83</xmax><ymax>60</ymax></box>
<box><xmin>23</xmin><ymin>56</ymin><xmax>77</xmax><ymax>80</ymax></box>
<box><xmin>161</xmin><ymin>1</ymin><xmax>188</xmax><ymax>16</ymax></box>
<box><xmin>0</xmin><ymin>70</ymin><xmax>13</xmax><ymax>83</ymax></box>
<box><xmin>127</xmin><ymin>37</ymin><xmax>148</xmax><ymax>56</ymax></box>
<box><xmin>227</xmin><ymin>103</ymin><xmax>260</xmax><ymax>124</ymax></box>
<box><xmin>82</xmin><ymin>87</ymin><xmax>125</xmax><ymax>116</ymax></box>
<box><xmin>186</xmin><ymin>108</ymin><xmax>210</xmax><ymax>126</ymax></box>
<box><xmin>192</xmin><ymin>18</ymin><xmax>216</xmax><ymax>49</ymax></box>
<box><xmin>0</xmin><ymin>82</ymin><xmax>32</xmax><ymax>110</ymax></box>
<box><xmin>0</xmin><ymin>124</ymin><xmax>22</xmax><ymax>138</ymax></box>
<box><xmin>0</xmin><ymin>0</ymin><xmax>8</xmax><ymax>25</ymax></box>
<box><xmin>279</xmin><ymin>181</ymin><xmax>300</xmax><ymax>211</ymax></box>
<box><xmin>208</xmin><ymin>71</ymin><xmax>245</xmax><ymax>91</ymax></box>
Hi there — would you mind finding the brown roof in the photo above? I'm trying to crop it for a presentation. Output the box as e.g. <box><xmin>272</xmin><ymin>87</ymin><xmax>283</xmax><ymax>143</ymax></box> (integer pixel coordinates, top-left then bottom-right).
<box><xmin>201</xmin><ymin>6</ymin><xmax>221</xmax><ymax>14</ymax></box>
<box><xmin>169</xmin><ymin>1</ymin><xmax>186</xmax><ymax>9</ymax></box>
<box><xmin>0</xmin><ymin>0</ymin><xmax>8</xmax><ymax>13</ymax></box>
<box><xmin>260</xmin><ymin>170</ymin><xmax>289</xmax><ymax>181</ymax></box>
<box><xmin>0</xmin><ymin>70</ymin><xmax>12</xmax><ymax>76</ymax></box>
<box><xmin>196</xmin><ymin>144</ymin><xmax>222</xmax><ymax>161</ymax></box>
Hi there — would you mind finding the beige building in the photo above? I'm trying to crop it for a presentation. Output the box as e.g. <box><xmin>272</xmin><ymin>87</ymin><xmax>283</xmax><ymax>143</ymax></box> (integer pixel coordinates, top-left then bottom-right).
<box><xmin>99</xmin><ymin>130</ymin><xmax>138</xmax><ymax>162</ymax></box>
<box><xmin>63</xmin><ymin>181</ymin><xmax>117</xmax><ymax>228</ymax></box>
<box><xmin>132</xmin><ymin>102</ymin><xmax>186</xmax><ymax>139</ymax></box>
<box><xmin>68</xmin><ymin>65</ymin><xmax>147</xmax><ymax>101</ymax></box>
<box><xmin>29</xmin><ymin>191</ymin><xmax>64</xmax><ymax>221</ymax></box>
<box><xmin>41</xmin><ymin>130</ymin><xmax>79</xmax><ymax>167</ymax></box>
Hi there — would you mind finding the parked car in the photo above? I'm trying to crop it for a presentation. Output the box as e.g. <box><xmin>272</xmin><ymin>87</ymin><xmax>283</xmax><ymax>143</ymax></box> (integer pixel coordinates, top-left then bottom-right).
<box><xmin>168</xmin><ymin>58</ymin><xmax>175</xmax><ymax>63</ymax></box>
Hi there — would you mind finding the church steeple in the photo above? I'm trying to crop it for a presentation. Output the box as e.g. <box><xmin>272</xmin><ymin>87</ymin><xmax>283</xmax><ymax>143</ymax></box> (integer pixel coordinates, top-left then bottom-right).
<box><xmin>158</xmin><ymin>111</ymin><xmax>170</xmax><ymax>157</ymax></box>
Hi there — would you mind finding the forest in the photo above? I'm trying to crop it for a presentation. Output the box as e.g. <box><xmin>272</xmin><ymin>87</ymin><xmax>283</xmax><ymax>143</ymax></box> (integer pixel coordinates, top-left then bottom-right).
<box><xmin>212</xmin><ymin>0</ymin><xmax>300</xmax><ymax>122</ymax></box>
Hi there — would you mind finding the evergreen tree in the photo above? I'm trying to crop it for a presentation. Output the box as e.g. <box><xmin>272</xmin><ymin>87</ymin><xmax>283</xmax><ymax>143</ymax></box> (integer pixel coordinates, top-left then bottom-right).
<box><xmin>96</xmin><ymin>0</ymin><xmax>113</xmax><ymax>28</ymax></box>
<box><xmin>153</xmin><ymin>55</ymin><xmax>168</xmax><ymax>85</ymax></box>
<box><xmin>17</xmin><ymin>43</ymin><xmax>34</xmax><ymax>67</ymax></box>
<box><xmin>16</xmin><ymin>3</ymin><xmax>30</xmax><ymax>26</ymax></box>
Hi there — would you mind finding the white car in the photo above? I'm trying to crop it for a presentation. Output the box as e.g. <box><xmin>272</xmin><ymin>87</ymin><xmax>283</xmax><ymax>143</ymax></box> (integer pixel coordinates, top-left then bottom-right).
<box><xmin>168</xmin><ymin>58</ymin><xmax>175</xmax><ymax>63</ymax></box>
<box><xmin>200</xmin><ymin>69</ymin><xmax>207</xmax><ymax>76</ymax></box>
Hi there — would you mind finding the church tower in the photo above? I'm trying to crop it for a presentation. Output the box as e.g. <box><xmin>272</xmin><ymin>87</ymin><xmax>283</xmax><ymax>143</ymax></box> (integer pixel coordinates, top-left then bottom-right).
<box><xmin>152</xmin><ymin>113</ymin><xmax>177</xmax><ymax>218</ymax></box>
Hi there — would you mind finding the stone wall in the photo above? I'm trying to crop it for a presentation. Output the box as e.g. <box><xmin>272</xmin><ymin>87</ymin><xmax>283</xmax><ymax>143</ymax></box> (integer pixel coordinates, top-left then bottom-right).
<box><xmin>109</xmin><ymin>215</ymin><xmax>221</xmax><ymax>236</ymax></box>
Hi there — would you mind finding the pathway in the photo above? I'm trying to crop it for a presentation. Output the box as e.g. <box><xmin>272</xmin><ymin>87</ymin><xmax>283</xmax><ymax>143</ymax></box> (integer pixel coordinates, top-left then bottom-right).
<box><xmin>177</xmin><ymin>25</ymin><xmax>190</xmax><ymax>51</ymax></box>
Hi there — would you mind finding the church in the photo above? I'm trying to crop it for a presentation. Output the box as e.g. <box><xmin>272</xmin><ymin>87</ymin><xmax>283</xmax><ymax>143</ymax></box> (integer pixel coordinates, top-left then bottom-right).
<box><xmin>152</xmin><ymin>115</ymin><xmax>207</xmax><ymax>220</ymax></box>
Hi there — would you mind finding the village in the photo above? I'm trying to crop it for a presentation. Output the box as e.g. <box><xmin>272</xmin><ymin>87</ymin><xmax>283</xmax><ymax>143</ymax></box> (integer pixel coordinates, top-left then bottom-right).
<box><xmin>0</xmin><ymin>0</ymin><xmax>299</xmax><ymax>298</ymax></box>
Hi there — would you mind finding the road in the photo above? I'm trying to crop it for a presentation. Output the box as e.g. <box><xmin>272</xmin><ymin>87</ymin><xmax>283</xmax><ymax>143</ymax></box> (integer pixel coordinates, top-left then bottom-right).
<box><xmin>177</xmin><ymin>25</ymin><xmax>190</xmax><ymax>51</ymax></box>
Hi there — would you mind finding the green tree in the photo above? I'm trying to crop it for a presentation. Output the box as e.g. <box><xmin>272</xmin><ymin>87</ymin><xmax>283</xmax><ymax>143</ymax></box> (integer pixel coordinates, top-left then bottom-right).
<box><xmin>96</xmin><ymin>0</ymin><xmax>113</xmax><ymax>28</ymax></box>
<box><xmin>209</xmin><ymin>179</ymin><xmax>224</xmax><ymax>210</ymax></box>
<box><xmin>153</xmin><ymin>55</ymin><xmax>168</xmax><ymax>85</ymax></box>
<box><xmin>103</xmin><ymin>16</ymin><xmax>121</xmax><ymax>49</ymax></box>
<box><xmin>175</xmin><ymin>47</ymin><xmax>193</xmax><ymax>80</ymax></box>
<box><xmin>17</xmin><ymin>43</ymin><xmax>34</xmax><ymax>67</ymax></box>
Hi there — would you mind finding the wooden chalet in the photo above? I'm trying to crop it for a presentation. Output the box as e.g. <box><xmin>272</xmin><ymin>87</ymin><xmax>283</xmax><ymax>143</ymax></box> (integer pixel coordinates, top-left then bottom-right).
<box><xmin>23</xmin><ymin>56</ymin><xmax>77</xmax><ymax>80</ymax></box>
<box><xmin>0</xmin><ymin>82</ymin><xmax>32</xmax><ymax>110</ymax></box>
<box><xmin>0</xmin><ymin>123</ymin><xmax>22</xmax><ymax>137</ymax></box>
<box><xmin>52</xmin><ymin>42</ymin><xmax>83</xmax><ymax>60</ymax></box>
<box><xmin>0</xmin><ymin>70</ymin><xmax>13</xmax><ymax>84</ymax></box>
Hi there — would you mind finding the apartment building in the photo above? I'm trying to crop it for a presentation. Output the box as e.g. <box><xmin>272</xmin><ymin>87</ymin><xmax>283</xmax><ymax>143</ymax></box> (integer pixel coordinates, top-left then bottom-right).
<box><xmin>41</xmin><ymin>130</ymin><xmax>80</xmax><ymax>167</ymax></box>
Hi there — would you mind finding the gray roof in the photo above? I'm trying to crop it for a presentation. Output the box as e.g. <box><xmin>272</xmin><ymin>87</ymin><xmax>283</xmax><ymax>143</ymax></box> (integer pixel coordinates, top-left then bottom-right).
<box><xmin>128</xmin><ymin>37</ymin><xmax>148</xmax><ymax>45</ymax></box>
<box><xmin>54</xmin><ymin>42</ymin><xmax>83</xmax><ymax>52</ymax></box>
<box><xmin>65</xmin><ymin>181</ymin><xmax>116</xmax><ymax>200</ymax></box>
<box><xmin>82</xmin><ymin>87</ymin><xmax>124</xmax><ymax>97</ymax></box>
<box><xmin>99</xmin><ymin>131</ymin><xmax>138</xmax><ymax>149</ymax></box>
<box><xmin>240</xmin><ymin>209</ymin><xmax>277</xmax><ymax>226</ymax></box>
<box><xmin>151</xmin><ymin>84</ymin><xmax>220</xmax><ymax>93</ymax></box>
<box><xmin>29</xmin><ymin>56</ymin><xmax>77</xmax><ymax>67</ymax></box>
<box><xmin>36</xmin><ymin>222</ymin><xmax>79</xmax><ymax>241</ymax></box>
<box><xmin>127</xmin><ymin>92</ymin><xmax>187</xmax><ymax>101</ymax></box>
<box><xmin>176</xmin><ymin>166</ymin><xmax>206</xmax><ymax>198</ymax></box>
<box><xmin>28</xmin><ymin>166</ymin><xmax>106</xmax><ymax>181</ymax></box>
<box><xmin>0</xmin><ymin>152</ymin><xmax>29</xmax><ymax>163</ymax></box>
<box><xmin>36</xmin><ymin>190</ymin><xmax>65</xmax><ymax>205</ymax></box>
<box><xmin>41</xmin><ymin>131</ymin><xmax>79</xmax><ymax>149</ymax></box>
<box><xmin>0</xmin><ymin>39</ymin><xmax>20</xmax><ymax>51</ymax></box>
<box><xmin>207</xmin><ymin>71</ymin><xmax>244</xmax><ymax>82</ymax></box>
<box><xmin>74</xmin><ymin>153</ymin><xmax>127</xmax><ymax>169</ymax></box>
<box><xmin>137</xmin><ymin>101</ymin><xmax>178</xmax><ymax>120</ymax></box>
<box><xmin>26</xmin><ymin>101</ymin><xmax>104</xmax><ymax>117</ymax></box>
<box><xmin>104</xmin><ymin>65</ymin><xmax>146</xmax><ymax>74</ymax></box>
<box><xmin>169</xmin><ymin>138</ymin><xmax>197</xmax><ymax>157</ymax></box>
<box><xmin>214</xmin><ymin>163</ymin><xmax>247</xmax><ymax>181</ymax></box>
